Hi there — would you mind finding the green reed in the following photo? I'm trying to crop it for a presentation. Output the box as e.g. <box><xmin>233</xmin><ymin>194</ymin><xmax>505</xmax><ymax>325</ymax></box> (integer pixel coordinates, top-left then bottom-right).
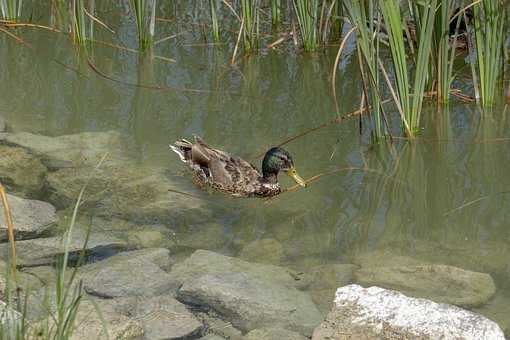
<box><xmin>71</xmin><ymin>0</ymin><xmax>94</xmax><ymax>47</ymax></box>
<box><xmin>472</xmin><ymin>0</ymin><xmax>506</xmax><ymax>106</ymax></box>
<box><xmin>240</xmin><ymin>0</ymin><xmax>260</xmax><ymax>51</ymax></box>
<box><xmin>209</xmin><ymin>0</ymin><xmax>220</xmax><ymax>42</ymax></box>
<box><xmin>131</xmin><ymin>0</ymin><xmax>157</xmax><ymax>51</ymax></box>
<box><xmin>292</xmin><ymin>0</ymin><xmax>319</xmax><ymax>51</ymax></box>
<box><xmin>270</xmin><ymin>0</ymin><xmax>281</xmax><ymax>27</ymax></box>
<box><xmin>431</xmin><ymin>1</ymin><xmax>462</xmax><ymax>104</ymax></box>
<box><xmin>344</xmin><ymin>0</ymin><xmax>387</xmax><ymax>140</ymax></box>
<box><xmin>0</xmin><ymin>0</ymin><xmax>22</xmax><ymax>21</ymax></box>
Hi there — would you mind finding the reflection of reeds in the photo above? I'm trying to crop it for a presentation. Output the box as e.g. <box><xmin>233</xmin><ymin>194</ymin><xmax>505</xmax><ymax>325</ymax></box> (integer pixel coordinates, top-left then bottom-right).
<box><xmin>132</xmin><ymin>0</ymin><xmax>156</xmax><ymax>51</ymax></box>
<box><xmin>0</xmin><ymin>0</ymin><xmax>22</xmax><ymax>21</ymax></box>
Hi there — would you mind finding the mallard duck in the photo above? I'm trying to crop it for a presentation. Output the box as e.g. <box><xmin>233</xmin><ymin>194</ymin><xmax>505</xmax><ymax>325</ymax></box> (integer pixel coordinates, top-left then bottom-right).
<box><xmin>170</xmin><ymin>136</ymin><xmax>306</xmax><ymax>197</ymax></box>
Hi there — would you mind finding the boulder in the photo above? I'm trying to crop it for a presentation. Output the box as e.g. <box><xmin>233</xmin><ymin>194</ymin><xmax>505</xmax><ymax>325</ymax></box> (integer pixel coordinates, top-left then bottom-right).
<box><xmin>0</xmin><ymin>194</ymin><xmax>57</xmax><ymax>242</ymax></box>
<box><xmin>81</xmin><ymin>248</ymin><xmax>174</xmax><ymax>298</ymax></box>
<box><xmin>46</xmin><ymin>163</ymin><xmax>210</xmax><ymax>223</ymax></box>
<box><xmin>0</xmin><ymin>131</ymin><xmax>125</xmax><ymax>168</ymax></box>
<box><xmin>312</xmin><ymin>284</ymin><xmax>505</xmax><ymax>340</ymax></box>
<box><xmin>0</xmin><ymin>230</ymin><xmax>125</xmax><ymax>267</ymax></box>
<box><xmin>196</xmin><ymin>312</ymin><xmax>243</xmax><ymax>340</ymax></box>
<box><xmin>239</xmin><ymin>238</ymin><xmax>285</xmax><ymax>265</ymax></box>
<box><xmin>0</xmin><ymin>145</ymin><xmax>47</xmax><ymax>198</ymax></box>
<box><xmin>171</xmin><ymin>250</ymin><xmax>322</xmax><ymax>336</ymax></box>
<box><xmin>244</xmin><ymin>328</ymin><xmax>308</xmax><ymax>340</ymax></box>
<box><xmin>112</xmin><ymin>295</ymin><xmax>204</xmax><ymax>340</ymax></box>
<box><xmin>354</xmin><ymin>264</ymin><xmax>496</xmax><ymax>308</ymax></box>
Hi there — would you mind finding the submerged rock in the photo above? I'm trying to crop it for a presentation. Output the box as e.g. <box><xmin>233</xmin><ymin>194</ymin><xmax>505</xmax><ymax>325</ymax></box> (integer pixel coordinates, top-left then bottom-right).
<box><xmin>0</xmin><ymin>230</ymin><xmax>125</xmax><ymax>267</ymax></box>
<box><xmin>112</xmin><ymin>295</ymin><xmax>204</xmax><ymax>340</ymax></box>
<box><xmin>312</xmin><ymin>284</ymin><xmax>505</xmax><ymax>340</ymax></box>
<box><xmin>243</xmin><ymin>328</ymin><xmax>308</xmax><ymax>340</ymax></box>
<box><xmin>0</xmin><ymin>194</ymin><xmax>57</xmax><ymax>242</ymax></box>
<box><xmin>354</xmin><ymin>263</ymin><xmax>496</xmax><ymax>308</ymax></box>
<box><xmin>0</xmin><ymin>145</ymin><xmax>47</xmax><ymax>198</ymax></box>
<box><xmin>171</xmin><ymin>250</ymin><xmax>322</xmax><ymax>336</ymax></box>
<box><xmin>81</xmin><ymin>248</ymin><xmax>174</xmax><ymax>298</ymax></box>
<box><xmin>46</xmin><ymin>163</ymin><xmax>210</xmax><ymax>223</ymax></box>
<box><xmin>195</xmin><ymin>312</ymin><xmax>243</xmax><ymax>340</ymax></box>
<box><xmin>0</xmin><ymin>131</ymin><xmax>125</xmax><ymax>168</ymax></box>
<box><xmin>239</xmin><ymin>238</ymin><xmax>285</xmax><ymax>265</ymax></box>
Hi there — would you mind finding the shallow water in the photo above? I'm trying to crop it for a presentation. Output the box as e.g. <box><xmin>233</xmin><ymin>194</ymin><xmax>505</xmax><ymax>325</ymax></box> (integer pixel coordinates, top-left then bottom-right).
<box><xmin>1</xmin><ymin>1</ymin><xmax>510</xmax><ymax>333</ymax></box>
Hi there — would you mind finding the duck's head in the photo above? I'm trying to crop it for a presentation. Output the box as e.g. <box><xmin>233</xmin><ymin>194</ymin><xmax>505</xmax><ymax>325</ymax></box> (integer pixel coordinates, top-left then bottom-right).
<box><xmin>262</xmin><ymin>147</ymin><xmax>307</xmax><ymax>187</ymax></box>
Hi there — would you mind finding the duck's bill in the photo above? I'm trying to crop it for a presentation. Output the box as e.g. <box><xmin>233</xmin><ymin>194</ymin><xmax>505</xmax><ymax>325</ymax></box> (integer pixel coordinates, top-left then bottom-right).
<box><xmin>287</xmin><ymin>167</ymin><xmax>307</xmax><ymax>187</ymax></box>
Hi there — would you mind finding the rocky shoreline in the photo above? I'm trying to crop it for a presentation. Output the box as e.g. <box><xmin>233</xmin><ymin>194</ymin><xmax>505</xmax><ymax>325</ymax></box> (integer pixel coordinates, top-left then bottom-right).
<box><xmin>0</xmin><ymin>125</ymin><xmax>507</xmax><ymax>339</ymax></box>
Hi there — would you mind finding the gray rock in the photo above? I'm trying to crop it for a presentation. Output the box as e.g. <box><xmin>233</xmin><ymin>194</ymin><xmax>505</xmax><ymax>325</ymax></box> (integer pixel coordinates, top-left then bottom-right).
<box><xmin>354</xmin><ymin>264</ymin><xmax>496</xmax><ymax>308</ymax></box>
<box><xmin>199</xmin><ymin>336</ymin><xmax>226</xmax><ymax>340</ymax></box>
<box><xmin>0</xmin><ymin>145</ymin><xmax>47</xmax><ymax>198</ymax></box>
<box><xmin>81</xmin><ymin>248</ymin><xmax>174</xmax><ymax>298</ymax></box>
<box><xmin>243</xmin><ymin>328</ymin><xmax>308</xmax><ymax>340</ymax></box>
<box><xmin>0</xmin><ymin>230</ymin><xmax>125</xmax><ymax>267</ymax></box>
<box><xmin>0</xmin><ymin>194</ymin><xmax>57</xmax><ymax>242</ymax></box>
<box><xmin>239</xmin><ymin>238</ymin><xmax>285</xmax><ymax>265</ymax></box>
<box><xmin>172</xmin><ymin>250</ymin><xmax>322</xmax><ymax>336</ymax></box>
<box><xmin>196</xmin><ymin>312</ymin><xmax>243</xmax><ymax>340</ymax></box>
<box><xmin>312</xmin><ymin>284</ymin><xmax>505</xmax><ymax>340</ymax></box>
<box><xmin>0</xmin><ymin>300</ymin><xmax>22</xmax><ymax>338</ymax></box>
<box><xmin>46</xmin><ymin>163</ymin><xmax>210</xmax><ymax>223</ymax></box>
<box><xmin>473</xmin><ymin>291</ymin><xmax>510</xmax><ymax>335</ymax></box>
<box><xmin>0</xmin><ymin>131</ymin><xmax>125</xmax><ymax>168</ymax></box>
<box><xmin>112</xmin><ymin>295</ymin><xmax>204</xmax><ymax>340</ymax></box>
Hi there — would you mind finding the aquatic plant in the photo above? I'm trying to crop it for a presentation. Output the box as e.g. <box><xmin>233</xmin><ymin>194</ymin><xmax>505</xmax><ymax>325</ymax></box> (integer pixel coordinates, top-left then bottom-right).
<box><xmin>471</xmin><ymin>0</ymin><xmax>506</xmax><ymax>106</ymax></box>
<box><xmin>71</xmin><ymin>0</ymin><xmax>94</xmax><ymax>47</ymax></box>
<box><xmin>131</xmin><ymin>0</ymin><xmax>157</xmax><ymax>51</ymax></box>
<box><xmin>270</xmin><ymin>0</ymin><xmax>281</xmax><ymax>27</ymax></box>
<box><xmin>240</xmin><ymin>0</ymin><xmax>260</xmax><ymax>51</ymax></box>
<box><xmin>292</xmin><ymin>0</ymin><xmax>319</xmax><ymax>51</ymax></box>
<box><xmin>343</xmin><ymin>0</ymin><xmax>387</xmax><ymax>140</ymax></box>
<box><xmin>0</xmin><ymin>0</ymin><xmax>22</xmax><ymax>21</ymax></box>
<box><xmin>209</xmin><ymin>0</ymin><xmax>220</xmax><ymax>42</ymax></box>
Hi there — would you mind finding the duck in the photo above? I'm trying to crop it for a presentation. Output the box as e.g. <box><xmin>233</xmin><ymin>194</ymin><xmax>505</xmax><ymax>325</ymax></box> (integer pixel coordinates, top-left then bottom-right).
<box><xmin>170</xmin><ymin>136</ymin><xmax>306</xmax><ymax>197</ymax></box>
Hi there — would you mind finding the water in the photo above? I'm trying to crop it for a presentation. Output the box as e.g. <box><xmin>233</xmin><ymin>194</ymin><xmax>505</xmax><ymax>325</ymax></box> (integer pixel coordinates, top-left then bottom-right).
<box><xmin>1</xmin><ymin>1</ymin><xmax>510</xmax><ymax>333</ymax></box>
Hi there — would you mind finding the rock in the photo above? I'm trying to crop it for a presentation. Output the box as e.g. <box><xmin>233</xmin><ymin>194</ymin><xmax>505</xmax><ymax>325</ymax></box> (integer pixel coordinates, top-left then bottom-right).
<box><xmin>473</xmin><ymin>291</ymin><xmax>510</xmax><ymax>335</ymax></box>
<box><xmin>46</xmin><ymin>163</ymin><xmax>210</xmax><ymax>223</ymax></box>
<box><xmin>239</xmin><ymin>238</ymin><xmax>285</xmax><ymax>265</ymax></box>
<box><xmin>127</xmin><ymin>229</ymin><xmax>165</xmax><ymax>248</ymax></box>
<box><xmin>0</xmin><ymin>145</ymin><xmax>47</xmax><ymax>198</ymax></box>
<box><xmin>196</xmin><ymin>312</ymin><xmax>243</xmax><ymax>340</ymax></box>
<box><xmin>0</xmin><ymin>131</ymin><xmax>125</xmax><ymax>168</ymax></box>
<box><xmin>21</xmin><ymin>265</ymin><xmax>57</xmax><ymax>286</ymax></box>
<box><xmin>171</xmin><ymin>250</ymin><xmax>322</xmax><ymax>336</ymax></box>
<box><xmin>81</xmin><ymin>248</ymin><xmax>174</xmax><ymax>298</ymax></box>
<box><xmin>354</xmin><ymin>264</ymin><xmax>496</xmax><ymax>308</ymax></box>
<box><xmin>175</xmin><ymin>222</ymin><xmax>229</xmax><ymax>252</ymax></box>
<box><xmin>0</xmin><ymin>194</ymin><xmax>57</xmax><ymax>242</ymax></box>
<box><xmin>112</xmin><ymin>295</ymin><xmax>204</xmax><ymax>340</ymax></box>
<box><xmin>351</xmin><ymin>249</ymin><xmax>424</xmax><ymax>268</ymax></box>
<box><xmin>311</xmin><ymin>284</ymin><xmax>505</xmax><ymax>340</ymax></box>
<box><xmin>0</xmin><ymin>230</ymin><xmax>126</xmax><ymax>267</ymax></box>
<box><xmin>199</xmin><ymin>336</ymin><xmax>226</xmax><ymax>340</ymax></box>
<box><xmin>244</xmin><ymin>328</ymin><xmax>308</xmax><ymax>340</ymax></box>
<box><xmin>29</xmin><ymin>298</ymin><xmax>144</xmax><ymax>340</ymax></box>
<box><xmin>297</xmin><ymin>264</ymin><xmax>355</xmax><ymax>315</ymax></box>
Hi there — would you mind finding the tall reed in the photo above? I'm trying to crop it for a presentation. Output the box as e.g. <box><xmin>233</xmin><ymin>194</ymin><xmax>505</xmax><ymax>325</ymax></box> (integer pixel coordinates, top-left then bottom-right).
<box><xmin>270</xmin><ymin>0</ymin><xmax>281</xmax><ymax>27</ymax></box>
<box><xmin>131</xmin><ymin>0</ymin><xmax>157</xmax><ymax>51</ymax></box>
<box><xmin>472</xmin><ymin>0</ymin><xmax>506</xmax><ymax>106</ymax></box>
<box><xmin>344</xmin><ymin>0</ymin><xmax>387</xmax><ymax>140</ymax></box>
<box><xmin>240</xmin><ymin>0</ymin><xmax>260</xmax><ymax>51</ymax></box>
<box><xmin>209</xmin><ymin>0</ymin><xmax>220</xmax><ymax>42</ymax></box>
<box><xmin>71</xmin><ymin>0</ymin><xmax>94</xmax><ymax>47</ymax></box>
<box><xmin>0</xmin><ymin>0</ymin><xmax>22</xmax><ymax>21</ymax></box>
<box><xmin>292</xmin><ymin>0</ymin><xmax>319</xmax><ymax>51</ymax></box>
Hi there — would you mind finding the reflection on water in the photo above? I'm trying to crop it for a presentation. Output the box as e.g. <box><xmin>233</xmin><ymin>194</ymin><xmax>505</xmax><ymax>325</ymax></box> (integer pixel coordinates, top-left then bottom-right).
<box><xmin>1</xmin><ymin>1</ymin><xmax>510</xmax><ymax>332</ymax></box>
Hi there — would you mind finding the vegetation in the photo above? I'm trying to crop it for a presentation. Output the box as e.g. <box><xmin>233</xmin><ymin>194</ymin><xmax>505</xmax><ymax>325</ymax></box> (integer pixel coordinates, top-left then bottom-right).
<box><xmin>1</xmin><ymin>0</ymin><xmax>510</xmax><ymax>140</ymax></box>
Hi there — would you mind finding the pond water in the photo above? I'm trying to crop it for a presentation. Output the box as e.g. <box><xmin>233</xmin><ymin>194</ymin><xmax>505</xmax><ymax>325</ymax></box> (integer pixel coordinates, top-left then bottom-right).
<box><xmin>1</xmin><ymin>1</ymin><xmax>510</xmax><ymax>335</ymax></box>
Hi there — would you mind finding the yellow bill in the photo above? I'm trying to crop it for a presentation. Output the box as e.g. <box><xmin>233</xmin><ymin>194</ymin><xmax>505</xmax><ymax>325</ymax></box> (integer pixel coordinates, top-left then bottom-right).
<box><xmin>287</xmin><ymin>166</ymin><xmax>307</xmax><ymax>187</ymax></box>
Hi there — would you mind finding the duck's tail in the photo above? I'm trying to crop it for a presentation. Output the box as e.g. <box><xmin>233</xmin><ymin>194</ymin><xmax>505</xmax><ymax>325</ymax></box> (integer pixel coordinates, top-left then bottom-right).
<box><xmin>169</xmin><ymin>139</ymin><xmax>193</xmax><ymax>162</ymax></box>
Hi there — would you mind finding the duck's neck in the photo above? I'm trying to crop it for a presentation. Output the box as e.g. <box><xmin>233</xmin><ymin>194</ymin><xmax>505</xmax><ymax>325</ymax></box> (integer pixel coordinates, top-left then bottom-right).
<box><xmin>262</xmin><ymin>171</ymin><xmax>278</xmax><ymax>184</ymax></box>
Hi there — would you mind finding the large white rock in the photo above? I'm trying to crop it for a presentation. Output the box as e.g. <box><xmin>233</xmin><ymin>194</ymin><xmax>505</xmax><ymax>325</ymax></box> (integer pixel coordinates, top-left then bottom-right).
<box><xmin>312</xmin><ymin>284</ymin><xmax>504</xmax><ymax>340</ymax></box>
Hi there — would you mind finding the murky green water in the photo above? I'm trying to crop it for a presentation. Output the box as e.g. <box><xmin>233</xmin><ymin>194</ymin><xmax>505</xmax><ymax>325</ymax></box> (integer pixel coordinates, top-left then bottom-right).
<box><xmin>1</xmin><ymin>1</ymin><xmax>510</xmax><ymax>333</ymax></box>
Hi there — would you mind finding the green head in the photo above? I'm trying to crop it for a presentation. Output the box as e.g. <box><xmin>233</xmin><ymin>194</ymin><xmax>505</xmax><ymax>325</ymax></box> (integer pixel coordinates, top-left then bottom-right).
<box><xmin>262</xmin><ymin>147</ymin><xmax>306</xmax><ymax>187</ymax></box>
